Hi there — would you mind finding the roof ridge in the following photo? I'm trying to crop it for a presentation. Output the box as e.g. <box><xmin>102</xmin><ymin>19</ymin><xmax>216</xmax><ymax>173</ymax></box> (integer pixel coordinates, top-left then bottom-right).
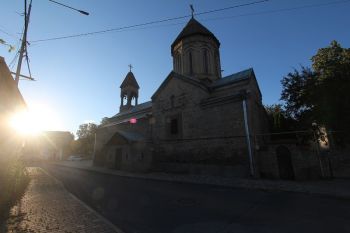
<box><xmin>212</xmin><ymin>68</ymin><xmax>254</xmax><ymax>88</ymax></box>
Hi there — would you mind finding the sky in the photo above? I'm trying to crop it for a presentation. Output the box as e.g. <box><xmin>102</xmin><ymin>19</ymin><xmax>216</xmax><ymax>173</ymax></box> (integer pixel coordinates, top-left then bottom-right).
<box><xmin>1</xmin><ymin>0</ymin><xmax>349</xmax><ymax>135</ymax></box>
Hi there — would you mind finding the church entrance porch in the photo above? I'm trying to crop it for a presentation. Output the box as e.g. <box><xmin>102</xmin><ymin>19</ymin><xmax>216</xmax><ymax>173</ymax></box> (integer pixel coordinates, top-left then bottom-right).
<box><xmin>102</xmin><ymin>130</ymin><xmax>153</xmax><ymax>172</ymax></box>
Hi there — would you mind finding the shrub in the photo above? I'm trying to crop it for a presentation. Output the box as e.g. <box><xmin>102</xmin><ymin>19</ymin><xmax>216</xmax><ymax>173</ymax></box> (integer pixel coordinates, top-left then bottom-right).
<box><xmin>0</xmin><ymin>156</ymin><xmax>29</xmax><ymax>225</ymax></box>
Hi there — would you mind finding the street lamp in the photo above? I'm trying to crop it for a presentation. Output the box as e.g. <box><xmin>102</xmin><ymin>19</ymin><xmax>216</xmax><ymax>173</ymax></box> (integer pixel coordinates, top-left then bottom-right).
<box><xmin>48</xmin><ymin>0</ymin><xmax>89</xmax><ymax>15</ymax></box>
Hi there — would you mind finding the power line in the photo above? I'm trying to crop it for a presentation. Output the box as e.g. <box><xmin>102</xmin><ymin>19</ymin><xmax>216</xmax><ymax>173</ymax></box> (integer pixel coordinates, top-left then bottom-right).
<box><xmin>60</xmin><ymin>0</ymin><xmax>350</xmax><ymax>38</ymax></box>
<box><xmin>202</xmin><ymin>0</ymin><xmax>350</xmax><ymax>22</ymax></box>
<box><xmin>9</xmin><ymin>50</ymin><xmax>20</xmax><ymax>69</ymax></box>
<box><xmin>31</xmin><ymin>0</ymin><xmax>350</xmax><ymax>42</ymax></box>
<box><xmin>9</xmin><ymin>29</ymin><xmax>25</xmax><ymax>69</ymax></box>
<box><xmin>0</xmin><ymin>27</ymin><xmax>20</xmax><ymax>40</ymax></box>
<box><xmin>29</xmin><ymin>0</ymin><xmax>350</xmax><ymax>44</ymax></box>
<box><xmin>30</xmin><ymin>0</ymin><xmax>269</xmax><ymax>43</ymax></box>
<box><xmin>195</xmin><ymin>0</ymin><xmax>268</xmax><ymax>16</ymax></box>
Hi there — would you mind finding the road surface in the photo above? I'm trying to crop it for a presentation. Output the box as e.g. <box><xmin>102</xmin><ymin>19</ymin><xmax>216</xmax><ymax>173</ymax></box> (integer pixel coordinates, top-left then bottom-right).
<box><xmin>41</xmin><ymin>164</ymin><xmax>350</xmax><ymax>233</ymax></box>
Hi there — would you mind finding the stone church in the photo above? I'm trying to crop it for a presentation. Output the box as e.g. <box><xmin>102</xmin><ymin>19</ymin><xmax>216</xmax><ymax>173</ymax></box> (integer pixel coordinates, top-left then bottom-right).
<box><xmin>94</xmin><ymin>17</ymin><xmax>268</xmax><ymax>177</ymax></box>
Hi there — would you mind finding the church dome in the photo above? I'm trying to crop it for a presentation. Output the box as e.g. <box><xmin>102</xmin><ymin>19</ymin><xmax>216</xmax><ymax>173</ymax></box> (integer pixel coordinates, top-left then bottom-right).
<box><xmin>171</xmin><ymin>18</ymin><xmax>220</xmax><ymax>53</ymax></box>
<box><xmin>171</xmin><ymin>18</ymin><xmax>222</xmax><ymax>81</ymax></box>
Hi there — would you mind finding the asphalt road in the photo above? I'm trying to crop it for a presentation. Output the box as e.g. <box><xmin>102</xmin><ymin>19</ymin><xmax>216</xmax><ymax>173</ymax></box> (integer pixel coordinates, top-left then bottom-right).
<box><xmin>41</xmin><ymin>164</ymin><xmax>350</xmax><ymax>233</ymax></box>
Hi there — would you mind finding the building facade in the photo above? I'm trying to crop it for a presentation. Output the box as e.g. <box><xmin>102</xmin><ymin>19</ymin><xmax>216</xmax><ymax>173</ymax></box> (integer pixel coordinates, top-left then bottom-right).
<box><xmin>94</xmin><ymin>18</ymin><xmax>268</xmax><ymax>177</ymax></box>
<box><xmin>0</xmin><ymin>56</ymin><xmax>26</xmax><ymax>157</ymax></box>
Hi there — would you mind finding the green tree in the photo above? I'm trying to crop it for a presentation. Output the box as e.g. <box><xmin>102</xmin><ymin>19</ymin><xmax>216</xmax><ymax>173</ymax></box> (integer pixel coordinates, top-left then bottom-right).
<box><xmin>76</xmin><ymin>123</ymin><xmax>97</xmax><ymax>139</ymax></box>
<box><xmin>311</xmin><ymin>40</ymin><xmax>350</xmax><ymax>131</ymax></box>
<box><xmin>281</xmin><ymin>41</ymin><xmax>350</xmax><ymax>132</ymax></box>
<box><xmin>100</xmin><ymin>117</ymin><xmax>109</xmax><ymax>126</ymax></box>
<box><xmin>0</xmin><ymin>38</ymin><xmax>15</xmax><ymax>52</ymax></box>
<box><xmin>75</xmin><ymin>123</ymin><xmax>98</xmax><ymax>156</ymax></box>
<box><xmin>280</xmin><ymin>66</ymin><xmax>316</xmax><ymax>122</ymax></box>
<box><xmin>265</xmin><ymin>104</ymin><xmax>297</xmax><ymax>132</ymax></box>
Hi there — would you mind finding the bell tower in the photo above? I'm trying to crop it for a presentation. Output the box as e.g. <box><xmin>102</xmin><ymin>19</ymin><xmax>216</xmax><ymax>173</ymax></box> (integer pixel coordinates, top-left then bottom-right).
<box><xmin>171</xmin><ymin>17</ymin><xmax>222</xmax><ymax>82</ymax></box>
<box><xmin>120</xmin><ymin>65</ymin><xmax>139</xmax><ymax>112</ymax></box>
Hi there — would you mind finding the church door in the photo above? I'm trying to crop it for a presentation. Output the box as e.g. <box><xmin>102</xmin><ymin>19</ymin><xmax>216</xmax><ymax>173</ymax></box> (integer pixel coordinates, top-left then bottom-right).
<box><xmin>276</xmin><ymin>146</ymin><xmax>295</xmax><ymax>180</ymax></box>
<box><xmin>115</xmin><ymin>148</ymin><xmax>123</xmax><ymax>169</ymax></box>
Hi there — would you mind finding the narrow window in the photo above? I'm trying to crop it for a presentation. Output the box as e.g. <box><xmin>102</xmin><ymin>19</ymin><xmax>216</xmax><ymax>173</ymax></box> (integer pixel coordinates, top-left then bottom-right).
<box><xmin>189</xmin><ymin>52</ymin><xmax>193</xmax><ymax>75</ymax></box>
<box><xmin>170</xmin><ymin>95</ymin><xmax>175</xmax><ymax>108</ymax></box>
<box><xmin>176</xmin><ymin>54</ymin><xmax>180</xmax><ymax>71</ymax></box>
<box><xmin>170</xmin><ymin>118</ymin><xmax>178</xmax><ymax>135</ymax></box>
<box><xmin>178</xmin><ymin>54</ymin><xmax>182</xmax><ymax>72</ymax></box>
<box><xmin>203</xmin><ymin>50</ymin><xmax>209</xmax><ymax>74</ymax></box>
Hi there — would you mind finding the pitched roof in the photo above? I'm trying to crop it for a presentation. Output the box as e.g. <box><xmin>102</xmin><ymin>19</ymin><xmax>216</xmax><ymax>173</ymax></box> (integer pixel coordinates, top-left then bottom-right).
<box><xmin>151</xmin><ymin>71</ymin><xmax>209</xmax><ymax>100</ymax></box>
<box><xmin>115</xmin><ymin>130</ymin><xmax>145</xmax><ymax>142</ymax></box>
<box><xmin>171</xmin><ymin>18</ymin><xmax>220</xmax><ymax>51</ymax></box>
<box><xmin>211</xmin><ymin>68</ymin><xmax>262</xmax><ymax>99</ymax></box>
<box><xmin>106</xmin><ymin>130</ymin><xmax>146</xmax><ymax>144</ymax></box>
<box><xmin>211</xmin><ymin>68</ymin><xmax>254</xmax><ymax>89</ymax></box>
<box><xmin>120</xmin><ymin>71</ymin><xmax>139</xmax><ymax>89</ymax></box>
<box><xmin>105</xmin><ymin>101</ymin><xmax>152</xmax><ymax>126</ymax></box>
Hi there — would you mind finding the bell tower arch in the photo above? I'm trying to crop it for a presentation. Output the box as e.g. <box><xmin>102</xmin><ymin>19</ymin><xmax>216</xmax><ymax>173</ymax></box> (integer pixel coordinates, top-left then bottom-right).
<box><xmin>120</xmin><ymin>65</ymin><xmax>139</xmax><ymax>112</ymax></box>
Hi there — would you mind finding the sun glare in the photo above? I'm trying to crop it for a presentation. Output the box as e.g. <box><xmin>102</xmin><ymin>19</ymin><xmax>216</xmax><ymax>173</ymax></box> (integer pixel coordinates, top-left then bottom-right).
<box><xmin>9</xmin><ymin>103</ymin><xmax>61</xmax><ymax>136</ymax></box>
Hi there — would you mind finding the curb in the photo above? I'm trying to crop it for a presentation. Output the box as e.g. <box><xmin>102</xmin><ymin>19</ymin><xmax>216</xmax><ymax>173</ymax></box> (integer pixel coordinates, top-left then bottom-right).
<box><xmin>47</xmin><ymin>162</ymin><xmax>350</xmax><ymax>200</ymax></box>
<box><xmin>39</xmin><ymin>167</ymin><xmax>126</xmax><ymax>233</ymax></box>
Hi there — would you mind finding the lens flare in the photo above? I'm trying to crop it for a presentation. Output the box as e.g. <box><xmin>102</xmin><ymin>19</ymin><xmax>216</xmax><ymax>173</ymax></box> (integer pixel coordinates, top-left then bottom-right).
<box><xmin>9</xmin><ymin>103</ymin><xmax>61</xmax><ymax>136</ymax></box>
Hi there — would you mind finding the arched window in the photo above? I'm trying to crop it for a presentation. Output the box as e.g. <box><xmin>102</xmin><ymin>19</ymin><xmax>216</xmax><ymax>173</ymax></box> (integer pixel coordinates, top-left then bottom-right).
<box><xmin>215</xmin><ymin>54</ymin><xmax>220</xmax><ymax>77</ymax></box>
<box><xmin>189</xmin><ymin>51</ymin><xmax>193</xmax><ymax>75</ymax></box>
<box><xmin>203</xmin><ymin>49</ymin><xmax>209</xmax><ymax>74</ymax></box>
<box><xmin>177</xmin><ymin>54</ymin><xmax>182</xmax><ymax>72</ymax></box>
<box><xmin>122</xmin><ymin>94</ymin><xmax>127</xmax><ymax>106</ymax></box>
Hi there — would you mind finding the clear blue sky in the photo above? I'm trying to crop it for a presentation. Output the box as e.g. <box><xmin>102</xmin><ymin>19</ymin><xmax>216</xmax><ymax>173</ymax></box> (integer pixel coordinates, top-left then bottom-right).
<box><xmin>1</xmin><ymin>0</ymin><xmax>349</xmax><ymax>134</ymax></box>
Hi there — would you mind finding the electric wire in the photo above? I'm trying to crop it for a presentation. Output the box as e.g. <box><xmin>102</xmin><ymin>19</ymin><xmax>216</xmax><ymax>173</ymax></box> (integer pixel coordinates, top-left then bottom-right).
<box><xmin>30</xmin><ymin>0</ymin><xmax>268</xmax><ymax>43</ymax></box>
<box><xmin>0</xmin><ymin>27</ymin><xmax>19</xmax><ymax>40</ymax></box>
<box><xmin>202</xmin><ymin>0</ymin><xmax>350</xmax><ymax>22</ymax></box>
<box><xmin>29</xmin><ymin>0</ymin><xmax>350</xmax><ymax>44</ymax></box>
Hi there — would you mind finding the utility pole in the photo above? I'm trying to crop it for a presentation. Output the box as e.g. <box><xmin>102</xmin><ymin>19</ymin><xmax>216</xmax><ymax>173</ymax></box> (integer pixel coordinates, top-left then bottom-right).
<box><xmin>14</xmin><ymin>0</ymin><xmax>32</xmax><ymax>86</ymax></box>
<box><xmin>14</xmin><ymin>0</ymin><xmax>89</xmax><ymax>86</ymax></box>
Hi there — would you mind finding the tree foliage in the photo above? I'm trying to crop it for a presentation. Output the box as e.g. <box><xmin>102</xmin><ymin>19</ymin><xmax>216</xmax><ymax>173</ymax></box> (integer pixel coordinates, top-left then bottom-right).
<box><xmin>100</xmin><ymin>117</ymin><xmax>109</xmax><ymax>126</ymax></box>
<box><xmin>0</xmin><ymin>38</ymin><xmax>15</xmax><ymax>52</ymax></box>
<box><xmin>265</xmin><ymin>104</ymin><xmax>297</xmax><ymax>132</ymax></box>
<box><xmin>76</xmin><ymin>123</ymin><xmax>97</xmax><ymax>139</ymax></box>
<box><xmin>281</xmin><ymin>67</ymin><xmax>316</xmax><ymax>121</ymax></box>
<box><xmin>73</xmin><ymin>123</ymin><xmax>98</xmax><ymax>156</ymax></box>
<box><xmin>311</xmin><ymin>41</ymin><xmax>350</xmax><ymax>131</ymax></box>
<box><xmin>281</xmin><ymin>41</ymin><xmax>350</xmax><ymax>132</ymax></box>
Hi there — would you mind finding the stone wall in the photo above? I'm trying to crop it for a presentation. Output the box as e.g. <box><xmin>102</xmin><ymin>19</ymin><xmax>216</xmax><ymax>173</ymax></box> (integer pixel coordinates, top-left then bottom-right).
<box><xmin>257</xmin><ymin>142</ymin><xmax>321</xmax><ymax>180</ymax></box>
<box><xmin>150</xmin><ymin>75</ymin><xmax>258</xmax><ymax>176</ymax></box>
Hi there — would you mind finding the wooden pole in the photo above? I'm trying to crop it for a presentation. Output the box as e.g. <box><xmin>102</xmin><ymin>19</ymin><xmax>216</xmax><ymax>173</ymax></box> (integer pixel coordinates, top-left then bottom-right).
<box><xmin>15</xmin><ymin>0</ymin><xmax>32</xmax><ymax>86</ymax></box>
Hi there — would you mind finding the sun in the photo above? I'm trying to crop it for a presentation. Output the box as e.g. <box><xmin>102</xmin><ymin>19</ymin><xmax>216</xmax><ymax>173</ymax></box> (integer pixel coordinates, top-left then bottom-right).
<box><xmin>9</xmin><ymin>110</ymin><xmax>41</xmax><ymax>136</ymax></box>
<box><xmin>9</xmin><ymin>103</ymin><xmax>61</xmax><ymax>136</ymax></box>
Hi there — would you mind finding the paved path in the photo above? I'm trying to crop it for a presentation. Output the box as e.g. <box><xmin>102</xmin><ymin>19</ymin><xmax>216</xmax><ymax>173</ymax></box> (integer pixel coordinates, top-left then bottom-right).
<box><xmin>43</xmin><ymin>164</ymin><xmax>350</xmax><ymax>233</ymax></box>
<box><xmin>4</xmin><ymin>167</ymin><xmax>122</xmax><ymax>233</ymax></box>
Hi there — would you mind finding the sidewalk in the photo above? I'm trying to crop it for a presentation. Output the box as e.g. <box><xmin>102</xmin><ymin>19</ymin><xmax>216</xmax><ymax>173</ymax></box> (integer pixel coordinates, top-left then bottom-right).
<box><xmin>51</xmin><ymin>160</ymin><xmax>350</xmax><ymax>200</ymax></box>
<box><xmin>4</xmin><ymin>167</ymin><xmax>123</xmax><ymax>233</ymax></box>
